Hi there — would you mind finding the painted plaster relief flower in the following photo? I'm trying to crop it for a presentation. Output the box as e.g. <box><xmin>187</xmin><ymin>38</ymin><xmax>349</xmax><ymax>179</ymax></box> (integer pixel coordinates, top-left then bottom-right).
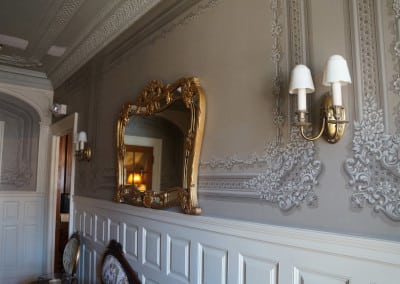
<box><xmin>393</xmin><ymin>74</ymin><xmax>400</xmax><ymax>92</ymax></box>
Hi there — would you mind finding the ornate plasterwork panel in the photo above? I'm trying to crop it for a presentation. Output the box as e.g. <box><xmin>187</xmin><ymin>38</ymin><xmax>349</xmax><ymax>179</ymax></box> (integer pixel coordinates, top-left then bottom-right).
<box><xmin>344</xmin><ymin>0</ymin><xmax>400</xmax><ymax>221</ymax></box>
<box><xmin>345</xmin><ymin>95</ymin><xmax>400</xmax><ymax>220</ymax></box>
<box><xmin>392</xmin><ymin>0</ymin><xmax>400</xmax><ymax>134</ymax></box>
<box><xmin>199</xmin><ymin>0</ymin><xmax>322</xmax><ymax>211</ymax></box>
<box><xmin>0</xmin><ymin>93</ymin><xmax>40</xmax><ymax>191</ymax></box>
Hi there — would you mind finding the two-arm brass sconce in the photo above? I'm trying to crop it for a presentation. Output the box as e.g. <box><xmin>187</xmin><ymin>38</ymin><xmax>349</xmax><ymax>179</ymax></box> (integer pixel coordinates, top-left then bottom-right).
<box><xmin>75</xmin><ymin>131</ymin><xmax>92</xmax><ymax>161</ymax></box>
<box><xmin>289</xmin><ymin>55</ymin><xmax>351</xmax><ymax>143</ymax></box>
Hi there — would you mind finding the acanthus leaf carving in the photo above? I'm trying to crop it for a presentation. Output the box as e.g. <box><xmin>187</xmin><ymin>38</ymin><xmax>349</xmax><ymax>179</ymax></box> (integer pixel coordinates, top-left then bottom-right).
<box><xmin>242</xmin><ymin>129</ymin><xmax>321</xmax><ymax>210</ymax></box>
<box><xmin>345</xmin><ymin>95</ymin><xmax>400</xmax><ymax>221</ymax></box>
<box><xmin>200</xmin><ymin>0</ymin><xmax>322</xmax><ymax>211</ymax></box>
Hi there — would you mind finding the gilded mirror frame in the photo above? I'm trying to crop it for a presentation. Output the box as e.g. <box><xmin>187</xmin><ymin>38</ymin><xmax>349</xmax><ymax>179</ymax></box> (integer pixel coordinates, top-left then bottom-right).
<box><xmin>115</xmin><ymin>77</ymin><xmax>205</xmax><ymax>214</ymax></box>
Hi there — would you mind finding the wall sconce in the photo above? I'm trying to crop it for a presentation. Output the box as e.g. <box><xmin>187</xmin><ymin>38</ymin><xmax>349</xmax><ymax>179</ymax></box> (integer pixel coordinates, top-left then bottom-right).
<box><xmin>75</xmin><ymin>131</ymin><xmax>92</xmax><ymax>161</ymax></box>
<box><xmin>289</xmin><ymin>55</ymin><xmax>352</xmax><ymax>143</ymax></box>
<box><xmin>49</xmin><ymin>103</ymin><xmax>67</xmax><ymax>117</ymax></box>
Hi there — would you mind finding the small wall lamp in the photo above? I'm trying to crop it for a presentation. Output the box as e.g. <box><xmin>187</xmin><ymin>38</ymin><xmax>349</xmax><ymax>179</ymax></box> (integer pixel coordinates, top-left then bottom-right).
<box><xmin>289</xmin><ymin>55</ymin><xmax>352</xmax><ymax>143</ymax></box>
<box><xmin>49</xmin><ymin>103</ymin><xmax>67</xmax><ymax>117</ymax></box>
<box><xmin>75</xmin><ymin>131</ymin><xmax>92</xmax><ymax>161</ymax></box>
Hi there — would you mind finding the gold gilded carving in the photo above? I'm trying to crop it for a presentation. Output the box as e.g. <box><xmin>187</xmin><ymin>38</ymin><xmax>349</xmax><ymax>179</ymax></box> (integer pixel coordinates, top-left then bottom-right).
<box><xmin>115</xmin><ymin>77</ymin><xmax>206</xmax><ymax>214</ymax></box>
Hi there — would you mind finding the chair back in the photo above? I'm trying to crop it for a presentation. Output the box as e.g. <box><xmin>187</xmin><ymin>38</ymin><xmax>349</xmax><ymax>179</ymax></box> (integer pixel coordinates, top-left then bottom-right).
<box><xmin>101</xmin><ymin>240</ymin><xmax>141</xmax><ymax>284</ymax></box>
<box><xmin>62</xmin><ymin>232</ymin><xmax>80</xmax><ymax>276</ymax></box>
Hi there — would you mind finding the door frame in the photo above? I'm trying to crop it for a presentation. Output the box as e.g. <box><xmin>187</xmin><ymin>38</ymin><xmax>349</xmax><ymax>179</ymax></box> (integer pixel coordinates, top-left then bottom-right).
<box><xmin>46</xmin><ymin>113</ymin><xmax>78</xmax><ymax>272</ymax></box>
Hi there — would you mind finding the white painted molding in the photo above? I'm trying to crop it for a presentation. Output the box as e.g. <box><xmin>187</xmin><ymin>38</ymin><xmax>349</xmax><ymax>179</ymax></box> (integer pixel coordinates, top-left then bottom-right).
<box><xmin>74</xmin><ymin>196</ymin><xmax>400</xmax><ymax>265</ymax></box>
<box><xmin>74</xmin><ymin>196</ymin><xmax>400</xmax><ymax>283</ymax></box>
<box><xmin>0</xmin><ymin>64</ymin><xmax>52</xmax><ymax>92</ymax></box>
<box><xmin>0</xmin><ymin>64</ymin><xmax>53</xmax><ymax>282</ymax></box>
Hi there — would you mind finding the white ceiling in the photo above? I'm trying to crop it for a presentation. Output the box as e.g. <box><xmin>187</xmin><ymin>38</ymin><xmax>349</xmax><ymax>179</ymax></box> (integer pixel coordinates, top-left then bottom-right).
<box><xmin>0</xmin><ymin>0</ymin><xmax>198</xmax><ymax>87</ymax></box>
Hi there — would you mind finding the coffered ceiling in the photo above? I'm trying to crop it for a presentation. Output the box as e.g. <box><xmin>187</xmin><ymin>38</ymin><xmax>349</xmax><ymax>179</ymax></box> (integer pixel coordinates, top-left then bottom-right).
<box><xmin>0</xmin><ymin>0</ymin><xmax>198</xmax><ymax>87</ymax></box>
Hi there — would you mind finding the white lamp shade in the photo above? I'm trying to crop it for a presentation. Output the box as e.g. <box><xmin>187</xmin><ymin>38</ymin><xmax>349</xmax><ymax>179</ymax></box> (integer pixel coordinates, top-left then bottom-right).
<box><xmin>322</xmin><ymin>55</ymin><xmax>351</xmax><ymax>86</ymax></box>
<box><xmin>289</xmin><ymin>65</ymin><xmax>315</xmax><ymax>94</ymax></box>
<box><xmin>78</xmin><ymin>131</ymin><xmax>87</xmax><ymax>143</ymax></box>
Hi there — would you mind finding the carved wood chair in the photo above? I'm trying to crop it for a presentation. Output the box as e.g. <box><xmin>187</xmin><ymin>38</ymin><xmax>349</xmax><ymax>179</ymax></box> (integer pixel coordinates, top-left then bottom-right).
<box><xmin>100</xmin><ymin>240</ymin><xmax>141</xmax><ymax>284</ymax></box>
<box><xmin>37</xmin><ymin>232</ymin><xmax>80</xmax><ymax>283</ymax></box>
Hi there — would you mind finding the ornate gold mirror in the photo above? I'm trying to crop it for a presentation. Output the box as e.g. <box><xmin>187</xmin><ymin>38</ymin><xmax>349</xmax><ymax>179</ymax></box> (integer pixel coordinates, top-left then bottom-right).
<box><xmin>115</xmin><ymin>77</ymin><xmax>206</xmax><ymax>214</ymax></box>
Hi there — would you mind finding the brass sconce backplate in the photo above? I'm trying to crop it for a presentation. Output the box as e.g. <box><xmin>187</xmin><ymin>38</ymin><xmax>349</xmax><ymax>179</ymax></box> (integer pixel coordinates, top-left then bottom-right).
<box><xmin>297</xmin><ymin>94</ymin><xmax>348</xmax><ymax>143</ymax></box>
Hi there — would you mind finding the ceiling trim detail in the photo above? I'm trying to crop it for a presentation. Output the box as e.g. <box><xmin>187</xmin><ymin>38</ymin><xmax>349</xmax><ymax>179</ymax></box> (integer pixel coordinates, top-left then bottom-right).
<box><xmin>29</xmin><ymin>0</ymin><xmax>86</xmax><ymax>59</ymax></box>
<box><xmin>50</xmin><ymin>0</ymin><xmax>161</xmax><ymax>87</ymax></box>
<box><xmin>0</xmin><ymin>55</ymin><xmax>43</xmax><ymax>68</ymax></box>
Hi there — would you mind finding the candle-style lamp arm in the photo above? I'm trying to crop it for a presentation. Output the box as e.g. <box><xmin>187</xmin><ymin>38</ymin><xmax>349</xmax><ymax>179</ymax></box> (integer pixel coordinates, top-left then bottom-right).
<box><xmin>296</xmin><ymin>94</ymin><xmax>348</xmax><ymax>143</ymax></box>
<box><xmin>289</xmin><ymin>55</ymin><xmax>351</xmax><ymax>143</ymax></box>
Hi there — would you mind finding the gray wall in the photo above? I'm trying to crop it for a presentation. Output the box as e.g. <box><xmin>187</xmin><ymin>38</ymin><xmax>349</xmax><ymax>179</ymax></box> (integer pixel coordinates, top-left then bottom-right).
<box><xmin>55</xmin><ymin>0</ymin><xmax>400</xmax><ymax>240</ymax></box>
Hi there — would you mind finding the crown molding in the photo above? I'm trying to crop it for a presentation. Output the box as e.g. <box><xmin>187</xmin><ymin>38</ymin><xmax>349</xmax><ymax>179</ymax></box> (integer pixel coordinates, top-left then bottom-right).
<box><xmin>50</xmin><ymin>0</ymin><xmax>162</xmax><ymax>88</ymax></box>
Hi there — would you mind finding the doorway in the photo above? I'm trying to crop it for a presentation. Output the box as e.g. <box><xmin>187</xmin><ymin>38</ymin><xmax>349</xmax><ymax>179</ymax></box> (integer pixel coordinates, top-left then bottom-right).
<box><xmin>53</xmin><ymin>132</ymin><xmax>73</xmax><ymax>272</ymax></box>
<box><xmin>46</xmin><ymin>113</ymin><xmax>78</xmax><ymax>273</ymax></box>
<box><xmin>125</xmin><ymin>145</ymin><xmax>154</xmax><ymax>191</ymax></box>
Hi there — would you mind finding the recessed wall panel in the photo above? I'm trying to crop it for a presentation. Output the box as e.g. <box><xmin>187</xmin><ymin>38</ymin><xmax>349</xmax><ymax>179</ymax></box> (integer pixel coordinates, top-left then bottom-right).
<box><xmin>24</xmin><ymin>201</ymin><xmax>40</xmax><ymax>224</ymax></box>
<box><xmin>110</xmin><ymin>221</ymin><xmax>120</xmax><ymax>242</ymax></box>
<box><xmin>82</xmin><ymin>244</ymin><xmax>93</xmax><ymax>284</ymax></box>
<box><xmin>198</xmin><ymin>244</ymin><xmax>227</xmax><ymax>284</ymax></box>
<box><xmin>143</xmin><ymin>229</ymin><xmax>161</xmax><ymax>270</ymax></box>
<box><xmin>167</xmin><ymin>235</ymin><xmax>190</xmax><ymax>281</ymax></box>
<box><xmin>3</xmin><ymin>201</ymin><xmax>18</xmax><ymax>224</ymax></box>
<box><xmin>143</xmin><ymin>277</ymin><xmax>159</xmax><ymax>284</ymax></box>
<box><xmin>95</xmin><ymin>214</ymin><xmax>109</xmax><ymax>245</ymax></box>
<box><xmin>239</xmin><ymin>254</ymin><xmax>277</xmax><ymax>284</ymax></box>
<box><xmin>2</xmin><ymin>226</ymin><xmax>17</xmax><ymax>267</ymax></box>
<box><xmin>125</xmin><ymin>224</ymin><xmax>138</xmax><ymax>260</ymax></box>
<box><xmin>74</xmin><ymin>209</ymin><xmax>82</xmax><ymax>232</ymax></box>
<box><xmin>84</xmin><ymin>212</ymin><xmax>93</xmax><ymax>239</ymax></box>
<box><xmin>294</xmin><ymin>267</ymin><xmax>350</xmax><ymax>284</ymax></box>
<box><xmin>23</xmin><ymin>224</ymin><xmax>39</xmax><ymax>266</ymax></box>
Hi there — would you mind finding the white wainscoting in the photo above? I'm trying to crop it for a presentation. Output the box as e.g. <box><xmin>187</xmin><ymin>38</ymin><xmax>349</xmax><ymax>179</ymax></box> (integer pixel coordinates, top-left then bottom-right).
<box><xmin>73</xmin><ymin>196</ymin><xmax>400</xmax><ymax>284</ymax></box>
<box><xmin>0</xmin><ymin>192</ymin><xmax>45</xmax><ymax>283</ymax></box>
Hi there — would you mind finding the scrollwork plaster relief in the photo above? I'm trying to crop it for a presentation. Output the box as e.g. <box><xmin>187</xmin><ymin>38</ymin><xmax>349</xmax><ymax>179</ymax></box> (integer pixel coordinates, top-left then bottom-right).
<box><xmin>345</xmin><ymin>95</ymin><xmax>400</xmax><ymax>220</ymax></box>
<box><xmin>344</xmin><ymin>0</ymin><xmax>400</xmax><ymax>221</ymax></box>
<box><xmin>200</xmin><ymin>0</ymin><xmax>322</xmax><ymax>211</ymax></box>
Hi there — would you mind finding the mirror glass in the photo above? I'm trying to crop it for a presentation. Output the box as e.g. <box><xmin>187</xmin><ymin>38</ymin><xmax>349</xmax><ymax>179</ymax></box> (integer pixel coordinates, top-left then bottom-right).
<box><xmin>115</xmin><ymin>78</ymin><xmax>206</xmax><ymax>214</ymax></box>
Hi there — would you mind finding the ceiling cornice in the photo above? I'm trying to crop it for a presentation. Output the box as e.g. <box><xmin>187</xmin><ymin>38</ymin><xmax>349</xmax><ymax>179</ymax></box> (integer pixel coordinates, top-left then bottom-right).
<box><xmin>50</xmin><ymin>0</ymin><xmax>161</xmax><ymax>88</ymax></box>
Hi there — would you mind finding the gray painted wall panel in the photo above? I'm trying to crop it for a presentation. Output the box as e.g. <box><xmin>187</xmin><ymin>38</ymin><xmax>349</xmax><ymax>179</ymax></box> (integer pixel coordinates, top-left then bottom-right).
<box><xmin>55</xmin><ymin>0</ymin><xmax>400</xmax><ymax>240</ymax></box>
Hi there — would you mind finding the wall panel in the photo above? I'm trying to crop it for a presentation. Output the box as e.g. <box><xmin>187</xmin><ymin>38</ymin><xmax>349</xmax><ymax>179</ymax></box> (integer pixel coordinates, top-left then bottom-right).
<box><xmin>74</xmin><ymin>196</ymin><xmax>400</xmax><ymax>284</ymax></box>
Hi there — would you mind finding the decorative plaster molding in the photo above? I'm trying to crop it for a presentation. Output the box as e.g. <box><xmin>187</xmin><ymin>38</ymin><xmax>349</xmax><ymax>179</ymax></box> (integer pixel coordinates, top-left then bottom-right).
<box><xmin>392</xmin><ymin>0</ymin><xmax>400</xmax><ymax>134</ymax></box>
<box><xmin>241</xmin><ymin>129</ymin><xmax>320</xmax><ymax>210</ymax></box>
<box><xmin>199</xmin><ymin>174</ymin><xmax>258</xmax><ymax>198</ymax></box>
<box><xmin>0</xmin><ymin>94</ymin><xmax>40</xmax><ymax>190</ymax></box>
<box><xmin>146</xmin><ymin>0</ymin><xmax>219</xmax><ymax>46</ymax></box>
<box><xmin>356</xmin><ymin>0</ymin><xmax>379</xmax><ymax>102</ymax></box>
<box><xmin>271</xmin><ymin>0</ymin><xmax>285</xmax><ymax>144</ymax></box>
<box><xmin>0</xmin><ymin>55</ymin><xmax>42</xmax><ymax>68</ymax></box>
<box><xmin>288</xmin><ymin>0</ymin><xmax>306</xmax><ymax>66</ymax></box>
<box><xmin>345</xmin><ymin>0</ymin><xmax>400</xmax><ymax>221</ymax></box>
<box><xmin>50</xmin><ymin>0</ymin><xmax>161</xmax><ymax>87</ymax></box>
<box><xmin>29</xmin><ymin>0</ymin><xmax>86</xmax><ymax>58</ymax></box>
<box><xmin>345</xmin><ymin>95</ymin><xmax>400</xmax><ymax>221</ymax></box>
<box><xmin>200</xmin><ymin>0</ymin><xmax>321</xmax><ymax>211</ymax></box>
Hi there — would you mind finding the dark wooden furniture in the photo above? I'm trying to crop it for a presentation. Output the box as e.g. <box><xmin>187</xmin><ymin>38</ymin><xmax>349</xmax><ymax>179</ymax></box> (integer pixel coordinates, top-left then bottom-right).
<box><xmin>100</xmin><ymin>240</ymin><xmax>141</xmax><ymax>284</ymax></box>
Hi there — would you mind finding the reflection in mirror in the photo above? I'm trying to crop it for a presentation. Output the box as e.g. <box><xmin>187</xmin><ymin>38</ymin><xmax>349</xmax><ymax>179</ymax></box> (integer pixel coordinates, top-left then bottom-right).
<box><xmin>115</xmin><ymin>78</ymin><xmax>206</xmax><ymax>214</ymax></box>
